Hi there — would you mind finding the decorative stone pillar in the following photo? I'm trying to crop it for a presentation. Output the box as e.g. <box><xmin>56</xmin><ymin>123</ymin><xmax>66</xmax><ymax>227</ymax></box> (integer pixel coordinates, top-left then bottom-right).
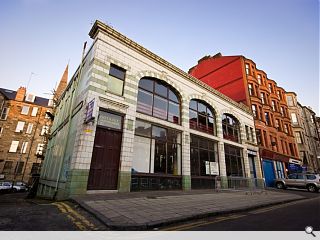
<box><xmin>242</xmin><ymin>148</ymin><xmax>251</xmax><ymax>178</ymax></box>
<box><xmin>217</xmin><ymin>141</ymin><xmax>228</xmax><ymax>188</ymax></box>
<box><xmin>254</xmin><ymin>152</ymin><xmax>263</xmax><ymax>179</ymax></box>
<box><xmin>181</xmin><ymin>98</ymin><xmax>191</xmax><ymax>191</ymax></box>
<box><xmin>181</xmin><ymin>131</ymin><xmax>191</xmax><ymax>190</ymax></box>
<box><xmin>118</xmin><ymin>116</ymin><xmax>135</xmax><ymax>192</ymax></box>
<box><xmin>218</xmin><ymin>141</ymin><xmax>226</xmax><ymax>177</ymax></box>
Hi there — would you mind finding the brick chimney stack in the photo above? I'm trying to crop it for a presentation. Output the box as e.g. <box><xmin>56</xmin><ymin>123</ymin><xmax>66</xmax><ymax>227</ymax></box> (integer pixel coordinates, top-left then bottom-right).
<box><xmin>15</xmin><ymin>86</ymin><xmax>26</xmax><ymax>101</ymax></box>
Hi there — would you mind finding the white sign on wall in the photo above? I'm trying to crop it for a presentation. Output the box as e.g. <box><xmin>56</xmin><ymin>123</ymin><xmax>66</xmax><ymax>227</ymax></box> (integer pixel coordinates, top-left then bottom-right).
<box><xmin>205</xmin><ymin>161</ymin><xmax>220</xmax><ymax>175</ymax></box>
<box><xmin>210</xmin><ymin>162</ymin><xmax>219</xmax><ymax>175</ymax></box>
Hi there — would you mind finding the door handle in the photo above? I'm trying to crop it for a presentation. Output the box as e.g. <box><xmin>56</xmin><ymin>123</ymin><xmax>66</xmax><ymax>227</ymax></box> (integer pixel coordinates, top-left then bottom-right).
<box><xmin>94</xmin><ymin>145</ymin><xmax>104</xmax><ymax>148</ymax></box>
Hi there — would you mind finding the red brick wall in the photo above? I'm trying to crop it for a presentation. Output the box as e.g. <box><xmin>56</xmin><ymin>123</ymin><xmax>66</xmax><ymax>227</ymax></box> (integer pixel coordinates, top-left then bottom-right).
<box><xmin>189</xmin><ymin>56</ymin><xmax>248</xmax><ymax>105</ymax></box>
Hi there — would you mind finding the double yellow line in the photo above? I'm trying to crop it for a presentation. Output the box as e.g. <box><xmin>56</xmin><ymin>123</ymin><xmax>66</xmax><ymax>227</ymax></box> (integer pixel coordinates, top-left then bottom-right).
<box><xmin>249</xmin><ymin>197</ymin><xmax>318</xmax><ymax>214</ymax></box>
<box><xmin>163</xmin><ymin>214</ymin><xmax>246</xmax><ymax>231</ymax></box>
<box><xmin>52</xmin><ymin>202</ymin><xmax>98</xmax><ymax>231</ymax></box>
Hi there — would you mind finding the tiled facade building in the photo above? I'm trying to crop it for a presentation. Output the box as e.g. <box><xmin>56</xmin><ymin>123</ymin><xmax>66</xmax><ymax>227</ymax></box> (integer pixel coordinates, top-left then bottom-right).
<box><xmin>38</xmin><ymin>21</ymin><xmax>262</xmax><ymax>200</ymax></box>
<box><xmin>0</xmin><ymin>87</ymin><xmax>52</xmax><ymax>183</ymax></box>
<box><xmin>189</xmin><ymin>53</ymin><xmax>300</xmax><ymax>187</ymax></box>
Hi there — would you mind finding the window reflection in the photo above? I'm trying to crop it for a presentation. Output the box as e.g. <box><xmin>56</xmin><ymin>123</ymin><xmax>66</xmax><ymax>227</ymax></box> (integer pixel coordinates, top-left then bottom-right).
<box><xmin>222</xmin><ymin>114</ymin><xmax>240</xmax><ymax>143</ymax></box>
<box><xmin>153</xmin><ymin>96</ymin><xmax>167</xmax><ymax>119</ymax></box>
<box><xmin>137</xmin><ymin>77</ymin><xmax>180</xmax><ymax>124</ymax></box>
<box><xmin>190</xmin><ymin>135</ymin><xmax>219</xmax><ymax>176</ymax></box>
<box><xmin>133</xmin><ymin>119</ymin><xmax>182</xmax><ymax>175</ymax></box>
<box><xmin>189</xmin><ymin>99</ymin><xmax>216</xmax><ymax>135</ymax></box>
<box><xmin>137</xmin><ymin>89</ymin><xmax>153</xmax><ymax>115</ymax></box>
<box><xmin>225</xmin><ymin>144</ymin><xmax>244</xmax><ymax>177</ymax></box>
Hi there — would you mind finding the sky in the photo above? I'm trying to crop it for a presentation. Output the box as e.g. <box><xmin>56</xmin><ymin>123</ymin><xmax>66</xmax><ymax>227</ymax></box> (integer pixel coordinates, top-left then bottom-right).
<box><xmin>0</xmin><ymin>0</ymin><xmax>319</xmax><ymax>114</ymax></box>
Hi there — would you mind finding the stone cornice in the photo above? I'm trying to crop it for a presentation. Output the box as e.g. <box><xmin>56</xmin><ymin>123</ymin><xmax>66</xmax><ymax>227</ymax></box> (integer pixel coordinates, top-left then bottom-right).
<box><xmin>89</xmin><ymin>20</ymin><xmax>251</xmax><ymax>115</ymax></box>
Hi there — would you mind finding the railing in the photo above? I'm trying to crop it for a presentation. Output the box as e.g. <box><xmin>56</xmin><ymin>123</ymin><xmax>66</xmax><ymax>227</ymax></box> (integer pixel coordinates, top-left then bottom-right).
<box><xmin>191</xmin><ymin>176</ymin><xmax>216</xmax><ymax>189</ymax></box>
<box><xmin>131</xmin><ymin>174</ymin><xmax>182</xmax><ymax>191</ymax></box>
<box><xmin>215</xmin><ymin>176</ymin><xmax>265</xmax><ymax>191</ymax></box>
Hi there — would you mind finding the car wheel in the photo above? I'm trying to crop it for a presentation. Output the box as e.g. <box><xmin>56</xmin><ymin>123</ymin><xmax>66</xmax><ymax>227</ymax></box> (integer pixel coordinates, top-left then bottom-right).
<box><xmin>12</xmin><ymin>188</ymin><xmax>17</xmax><ymax>193</ymax></box>
<box><xmin>307</xmin><ymin>184</ymin><xmax>317</xmax><ymax>193</ymax></box>
<box><xmin>276</xmin><ymin>182</ymin><xmax>285</xmax><ymax>189</ymax></box>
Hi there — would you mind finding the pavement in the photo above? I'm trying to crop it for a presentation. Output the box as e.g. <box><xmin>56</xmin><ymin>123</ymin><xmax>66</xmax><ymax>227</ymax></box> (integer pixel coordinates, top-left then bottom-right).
<box><xmin>71</xmin><ymin>189</ymin><xmax>306</xmax><ymax>230</ymax></box>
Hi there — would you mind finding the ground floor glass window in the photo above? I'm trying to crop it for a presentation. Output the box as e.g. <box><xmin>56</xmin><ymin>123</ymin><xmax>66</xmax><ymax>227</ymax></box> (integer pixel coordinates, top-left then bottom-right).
<box><xmin>190</xmin><ymin>135</ymin><xmax>219</xmax><ymax>176</ymax></box>
<box><xmin>132</xmin><ymin>119</ymin><xmax>181</xmax><ymax>175</ymax></box>
<box><xmin>224</xmin><ymin>144</ymin><xmax>244</xmax><ymax>177</ymax></box>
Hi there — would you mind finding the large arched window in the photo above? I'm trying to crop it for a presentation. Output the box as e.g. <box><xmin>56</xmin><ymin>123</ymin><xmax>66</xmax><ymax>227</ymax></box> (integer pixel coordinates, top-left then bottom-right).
<box><xmin>137</xmin><ymin>77</ymin><xmax>180</xmax><ymax>124</ymax></box>
<box><xmin>222</xmin><ymin>114</ymin><xmax>240</xmax><ymax>143</ymax></box>
<box><xmin>189</xmin><ymin>99</ymin><xmax>216</xmax><ymax>135</ymax></box>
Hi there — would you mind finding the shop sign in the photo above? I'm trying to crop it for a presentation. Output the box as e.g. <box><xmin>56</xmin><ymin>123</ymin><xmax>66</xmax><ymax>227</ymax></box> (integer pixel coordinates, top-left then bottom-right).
<box><xmin>289</xmin><ymin>158</ymin><xmax>302</xmax><ymax>166</ymax></box>
<box><xmin>288</xmin><ymin>163</ymin><xmax>302</xmax><ymax>173</ymax></box>
<box><xmin>85</xmin><ymin>99</ymin><xmax>95</xmax><ymax>123</ymax></box>
<box><xmin>98</xmin><ymin>111</ymin><xmax>122</xmax><ymax>130</ymax></box>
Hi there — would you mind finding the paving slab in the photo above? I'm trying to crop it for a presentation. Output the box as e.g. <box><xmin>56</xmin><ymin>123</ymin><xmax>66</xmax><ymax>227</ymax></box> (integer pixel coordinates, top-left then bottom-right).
<box><xmin>72</xmin><ymin>189</ymin><xmax>305</xmax><ymax>230</ymax></box>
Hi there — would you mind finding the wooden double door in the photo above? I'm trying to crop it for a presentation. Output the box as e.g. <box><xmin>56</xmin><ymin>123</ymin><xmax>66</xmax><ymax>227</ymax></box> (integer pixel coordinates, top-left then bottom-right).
<box><xmin>87</xmin><ymin>127</ymin><xmax>122</xmax><ymax>190</ymax></box>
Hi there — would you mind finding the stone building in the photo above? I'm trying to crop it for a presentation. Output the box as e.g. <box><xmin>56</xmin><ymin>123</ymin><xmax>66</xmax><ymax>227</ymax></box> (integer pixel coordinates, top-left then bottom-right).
<box><xmin>285</xmin><ymin>92</ymin><xmax>320</xmax><ymax>172</ymax></box>
<box><xmin>0</xmin><ymin>87</ymin><xmax>52</xmax><ymax>183</ymax></box>
<box><xmin>38</xmin><ymin>20</ymin><xmax>261</xmax><ymax>200</ymax></box>
<box><xmin>300</xmin><ymin>105</ymin><xmax>320</xmax><ymax>172</ymax></box>
<box><xmin>189</xmin><ymin>54</ymin><xmax>301</xmax><ymax>187</ymax></box>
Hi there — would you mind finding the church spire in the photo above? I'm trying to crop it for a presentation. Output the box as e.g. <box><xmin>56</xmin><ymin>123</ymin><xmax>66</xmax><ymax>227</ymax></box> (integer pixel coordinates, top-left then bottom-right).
<box><xmin>54</xmin><ymin>64</ymin><xmax>68</xmax><ymax>101</ymax></box>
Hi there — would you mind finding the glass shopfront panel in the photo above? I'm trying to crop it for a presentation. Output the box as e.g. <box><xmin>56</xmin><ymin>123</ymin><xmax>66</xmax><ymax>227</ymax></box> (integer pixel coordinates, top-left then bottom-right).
<box><xmin>190</xmin><ymin>135</ymin><xmax>219</xmax><ymax>176</ymax></box>
<box><xmin>132</xmin><ymin>119</ymin><xmax>182</xmax><ymax>176</ymax></box>
<box><xmin>224</xmin><ymin>144</ymin><xmax>244</xmax><ymax>177</ymax></box>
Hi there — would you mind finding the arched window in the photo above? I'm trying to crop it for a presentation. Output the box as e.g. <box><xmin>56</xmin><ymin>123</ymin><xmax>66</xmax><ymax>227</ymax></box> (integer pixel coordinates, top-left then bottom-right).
<box><xmin>137</xmin><ymin>77</ymin><xmax>180</xmax><ymax>124</ymax></box>
<box><xmin>222</xmin><ymin>114</ymin><xmax>240</xmax><ymax>142</ymax></box>
<box><xmin>189</xmin><ymin>99</ymin><xmax>216</xmax><ymax>135</ymax></box>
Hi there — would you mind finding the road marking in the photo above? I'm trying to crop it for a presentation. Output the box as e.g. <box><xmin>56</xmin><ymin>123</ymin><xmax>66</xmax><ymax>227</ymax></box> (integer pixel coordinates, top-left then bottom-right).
<box><xmin>163</xmin><ymin>214</ymin><xmax>246</xmax><ymax>231</ymax></box>
<box><xmin>52</xmin><ymin>202</ymin><xmax>98</xmax><ymax>230</ymax></box>
<box><xmin>163</xmin><ymin>198</ymin><xmax>320</xmax><ymax>231</ymax></box>
<box><xmin>163</xmin><ymin>220</ymin><xmax>207</xmax><ymax>231</ymax></box>
<box><xmin>59</xmin><ymin>202</ymin><xmax>97</xmax><ymax>229</ymax></box>
<box><xmin>249</xmin><ymin>197</ymin><xmax>319</xmax><ymax>214</ymax></box>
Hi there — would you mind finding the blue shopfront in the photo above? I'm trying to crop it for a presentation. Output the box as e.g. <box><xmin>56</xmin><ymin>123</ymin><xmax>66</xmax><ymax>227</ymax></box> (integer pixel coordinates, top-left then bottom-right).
<box><xmin>261</xmin><ymin>150</ymin><xmax>288</xmax><ymax>187</ymax></box>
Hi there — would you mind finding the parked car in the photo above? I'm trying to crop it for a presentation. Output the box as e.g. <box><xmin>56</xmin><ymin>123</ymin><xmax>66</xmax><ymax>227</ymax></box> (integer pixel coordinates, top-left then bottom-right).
<box><xmin>0</xmin><ymin>181</ymin><xmax>12</xmax><ymax>193</ymax></box>
<box><xmin>275</xmin><ymin>173</ymin><xmax>320</xmax><ymax>192</ymax></box>
<box><xmin>12</xmin><ymin>181</ymin><xmax>28</xmax><ymax>192</ymax></box>
<box><xmin>0</xmin><ymin>181</ymin><xmax>29</xmax><ymax>193</ymax></box>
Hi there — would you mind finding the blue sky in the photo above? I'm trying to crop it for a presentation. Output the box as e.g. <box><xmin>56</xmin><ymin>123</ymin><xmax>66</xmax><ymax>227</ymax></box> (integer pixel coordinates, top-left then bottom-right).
<box><xmin>0</xmin><ymin>0</ymin><xmax>318</xmax><ymax>114</ymax></box>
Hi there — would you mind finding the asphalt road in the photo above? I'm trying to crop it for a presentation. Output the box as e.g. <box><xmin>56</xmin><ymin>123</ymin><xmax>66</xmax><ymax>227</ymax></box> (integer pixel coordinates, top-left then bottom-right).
<box><xmin>0</xmin><ymin>192</ymin><xmax>107</xmax><ymax>230</ymax></box>
<box><xmin>161</xmin><ymin>189</ymin><xmax>320</xmax><ymax>231</ymax></box>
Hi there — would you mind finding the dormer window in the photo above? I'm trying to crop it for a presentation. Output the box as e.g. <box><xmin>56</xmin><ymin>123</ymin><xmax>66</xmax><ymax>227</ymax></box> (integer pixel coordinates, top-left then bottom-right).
<box><xmin>25</xmin><ymin>93</ymin><xmax>35</xmax><ymax>102</ymax></box>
